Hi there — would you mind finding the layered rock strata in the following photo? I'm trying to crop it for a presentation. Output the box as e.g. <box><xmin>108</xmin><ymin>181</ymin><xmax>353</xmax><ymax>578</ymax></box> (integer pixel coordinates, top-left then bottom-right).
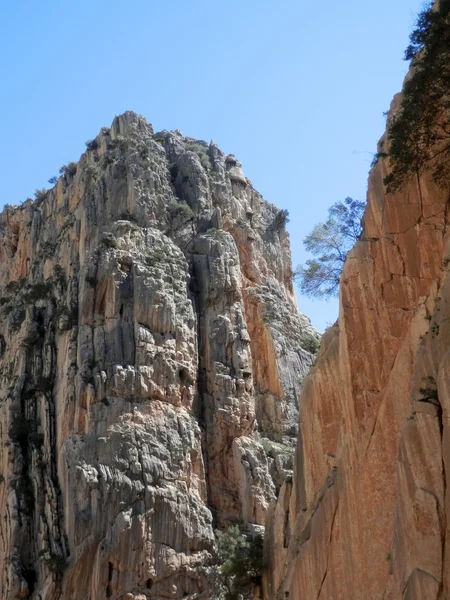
<box><xmin>264</xmin><ymin>93</ymin><xmax>450</xmax><ymax>597</ymax></box>
<box><xmin>0</xmin><ymin>112</ymin><xmax>316</xmax><ymax>599</ymax></box>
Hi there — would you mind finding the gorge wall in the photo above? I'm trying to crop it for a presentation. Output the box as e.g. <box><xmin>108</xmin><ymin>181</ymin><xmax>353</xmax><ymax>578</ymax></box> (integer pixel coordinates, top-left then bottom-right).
<box><xmin>0</xmin><ymin>112</ymin><xmax>317</xmax><ymax>600</ymax></box>
<box><xmin>264</xmin><ymin>88</ymin><xmax>450</xmax><ymax>597</ymax></box>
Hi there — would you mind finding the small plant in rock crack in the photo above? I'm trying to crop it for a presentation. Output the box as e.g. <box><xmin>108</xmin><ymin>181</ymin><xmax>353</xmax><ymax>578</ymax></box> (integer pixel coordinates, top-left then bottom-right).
<box><xmin>39</xmin><ymin>550</ymin><xmax>67</xmax><ymax>574</ymax></box>
<box><xmin>9</xmin><ymin>414</ymin><xmax>32</xmax><ymax>444</ymax></box>
<box><xmin>431</xmin><ymin>322</ymin><xmax>440</xmax><ymax>337</ymax></box>
<box><xmin>53</xmin><ymin>263</ymin><xmax>66</xmax><ymax>283</ymax></box>
<box><xmin>101</xmin><ymin>232</ymin><xmax>118</xmax><ymax>249</ymax></box>
<box><xmin>8</xmin><ymin>304</ymin><xmax>26</xmax><ymax>333</ymax></box>
<box><xmin>418</xmin><ymin>376</ymin><xmax>439</xmax><ymax>406</ymax></box>
<box><xmin>119</xmin><ymin>210</ymin><xmax>138</xmax><ymax>223</ymax></box>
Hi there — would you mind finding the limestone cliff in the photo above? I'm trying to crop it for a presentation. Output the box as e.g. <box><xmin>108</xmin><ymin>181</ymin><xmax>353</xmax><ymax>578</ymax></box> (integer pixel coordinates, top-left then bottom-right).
<box><xmin>0</xmin><ymin>112</ymin><xmax>316</xmax><ymax>599</ymax></box>
<box><xmin>264</xmin><ymin>95</ymin><xmax>450</xmax><ymax>600</ymax></box>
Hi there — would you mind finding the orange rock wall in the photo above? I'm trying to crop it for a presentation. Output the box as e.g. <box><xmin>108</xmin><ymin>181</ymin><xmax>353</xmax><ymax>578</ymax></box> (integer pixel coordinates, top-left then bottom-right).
<box><xmin>264</xmin><ymin>104</ymin><xmax>450</xmax><ymax>599</ymax></box>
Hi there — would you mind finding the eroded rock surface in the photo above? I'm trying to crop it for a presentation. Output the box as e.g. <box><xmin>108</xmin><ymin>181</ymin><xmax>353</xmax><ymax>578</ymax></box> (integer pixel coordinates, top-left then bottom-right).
<box><xmin>0</xmin><ymin>112</ymin><xmax>316</xmax><ymax>599</ymax></box>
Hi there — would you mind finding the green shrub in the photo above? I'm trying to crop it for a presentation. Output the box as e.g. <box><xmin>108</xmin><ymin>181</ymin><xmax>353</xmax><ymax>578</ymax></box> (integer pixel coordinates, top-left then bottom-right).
<box><xmin>431</xmin><ymin>322</ymin><xmax>440</xmax><ymax>337</ymax></box>
<box><xmin>119</xmin><ymin>211</ymin><xmax>138</xmax><ymax>223</ymax></box>
<box><xmin>39</xmin><ymin>550</ymin><xmax>67</xmax><ymax>574</ymax></box>
<box><xmin>418</xmin><ymin>376</ymin><xmax>439</xmax><ymax>405</ymax></box>
<box><xmin>9</xmin><ymin>303</ymin><xmax>26</xmax><ymax>333</ymax></box>
<box><xmin>370</xmin><ymin>146</ymin><xmax>389</xmax><ymax>168</ymax></box>
<box><xmin>101</xmin><ymin>232</ymin><xmax>118</xmax><ymax>249</ymax></box>
<box><xmin>138</xmin><ymin>143</ymin><xmax>150</xmax><ymax>160</ymax></box>
<box><xmin>34</xmin><ymin>188</ymin><xmax>48</xmax><ymax>202</ymax></box>
<box><xmin>22</xmin><ymin>281</ymin><xmax>52</xmax><ymax>302</ymax></box>
<box><xmin>168</xmin><ymin>201</ymin><xmax>195</xmax><ymax>227</ymax></box>
<box><xmin>85</xmin><ymin>139</ymin><xmax>98</xmax><ymax>151</ymax></box>
<box><xmin>300</xmin><ymin>333</ymin><xmax>320</xmax><ymax>355</ymax></box>
<box><xmin>48</xmin><ymin>176</ymin><xmax>58</xmax><ymax>185</ymax></box>
<box><xmin>216</xmin><ymin>525</ymin><xmax>264</xmax><ymax>600</ymax></box>
<box><xmin>85</xmin><ymin>164</ymin><xmax>99</xmax><ymax>182</ymax></box>
<box><xmin>9</xmin><ymin>414</ymin><xmax>32</xmax><ymax>443</ymax></box>
<box><xmin>53</xmin><ymin>264</ymin><xmax>65</xmax><ymax>281</ymax></box>
<box><xmin>384</xmin><ymin>0</ymin><xmax>450</xmax><ymax>190</ymax></box>
<box><xmin>272</xmin><ymin>209</ymin><xmax>289</xmax><ymax>231</ymax></box>
<box><xmin>102</xmin><ymin>154</ymin><xmax>116</xmax><ymax>167</ymax></box>
<box><xmin>59</xmin><ymin>162</ymin><xmax>77</xmax><ymax>177</ymax></box>
<box><xmin>110</xmin><ymin>135</ymin><xmax>129</xmax><ymax>150</ymax></box>
<box><xmin>186</xmin><ymin>141</ymin><xmax>211</xmax><ymax>170</ymax></box>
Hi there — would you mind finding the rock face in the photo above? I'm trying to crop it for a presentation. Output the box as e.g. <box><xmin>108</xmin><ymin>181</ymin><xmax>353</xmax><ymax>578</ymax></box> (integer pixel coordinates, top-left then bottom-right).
<box><xmin>0</xmin><ymin>112</ymin><xmax>316</xmax><ymax>599</ymax></box>
<box><xmin>264</xmin><ymin>91</ymin><xmax>450</xmax><ymax>597</ymax></box>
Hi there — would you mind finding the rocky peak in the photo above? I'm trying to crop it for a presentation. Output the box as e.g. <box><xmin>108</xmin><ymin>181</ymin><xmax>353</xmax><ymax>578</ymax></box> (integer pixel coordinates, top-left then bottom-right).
<box><xmin>0</xmin><ymin>111</ymin><xmax>317</xmax><ymax>599</ymax></box>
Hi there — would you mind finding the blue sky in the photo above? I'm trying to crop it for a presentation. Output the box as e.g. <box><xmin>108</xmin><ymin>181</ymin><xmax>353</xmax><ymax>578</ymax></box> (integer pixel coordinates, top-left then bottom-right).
<box><xmin>0</xmin><ymin>0</ymin><xmax>424</xmax><ymax>331</ymax></box>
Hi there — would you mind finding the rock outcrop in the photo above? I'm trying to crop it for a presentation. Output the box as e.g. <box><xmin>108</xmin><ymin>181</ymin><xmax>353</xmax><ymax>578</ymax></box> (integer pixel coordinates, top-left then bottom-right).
<box><xmin>0</xmin><ymin>112</ymin><xmax>316</xmax><ymax>599</ymax></box>
<box><xmin>264</xmin><ymin>92</ymin><xmax>450</xmax><ymax>599</ymax></box>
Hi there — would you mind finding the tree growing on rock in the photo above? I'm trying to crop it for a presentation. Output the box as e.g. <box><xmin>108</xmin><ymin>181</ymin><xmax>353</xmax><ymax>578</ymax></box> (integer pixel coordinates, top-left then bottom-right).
<box><xmin>296</xmin><ymin>197</ymin><xmax>365</xmax><ymax>299</ymax></box>
<box><xmin>382</xmin><ymin>0</ymin><xmax>450</xmax><ymax>191</ymax></box>
<box><xmin>214</xmin><ymin>525</ymin><xmax>264</xmax><ymax>600</ymax></box>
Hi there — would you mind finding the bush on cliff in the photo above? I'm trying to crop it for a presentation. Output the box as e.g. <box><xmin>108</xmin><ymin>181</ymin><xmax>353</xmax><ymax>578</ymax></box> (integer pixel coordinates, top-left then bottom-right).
<box><xmin>272</xmin><ymin>208</ymin><xmax>290</xmax><ymax>231</ymax></box>
<box><xmin>383</xmin><ymin>0</ymin><xmax>450</xmax><ymax>191</ymax></box>
<box><xmin>215</xmin><ymin>525</ymin><xmax>264</xmax><ymax>600</ymax></box>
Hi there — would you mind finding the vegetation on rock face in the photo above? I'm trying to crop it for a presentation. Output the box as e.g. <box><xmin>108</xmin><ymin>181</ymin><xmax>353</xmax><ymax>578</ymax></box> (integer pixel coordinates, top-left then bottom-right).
<box><xmin>85</xmin><ymin>139</ymin><xmax>99</xmax><ymax>151</ymax></box>
<box><xmin>34</xmin><ymin>188</ymin><xmax>48</xmax><ymax>202</ymax></box>
<box><xmin>215</xmin><ymin>525</ymin><xmax>264</xmax><ymax>600</ymax></box>
<box><xmin>110</xmin><ymin>134</ymin><xmax>129</xmax><ymax>150</ymax></box>
<box><xmin>296</xmin><ymin>197</ymin><xmax>365</xmax><ymax>298</ymax></box>
<box><xmin>59</xmin><ymin>162</ymin><xmax>77</xmax><ymax>178</ymax></box>
<box><xmin>300</xmin><ymin>332</ymin><xmax>320</xmax><ymax>354</ymax></box>
<box><xmin>167</xmin><ymin>200</ymin><xmax>195</xmax><ymax>228</ymax></box>
<box><xmin>272</xmin><ymin>208</ymin><xmax>290</xmax><ymax>231</ymax></box>
<box><xmin>185</xmin><ymin>141</ymin><xmax>211</xmax><ymax>170</ymax></box>
<box><xmin>383</xmin><ymin>0</ymin><xmax>450</xmax><ymax>191</ymax></box>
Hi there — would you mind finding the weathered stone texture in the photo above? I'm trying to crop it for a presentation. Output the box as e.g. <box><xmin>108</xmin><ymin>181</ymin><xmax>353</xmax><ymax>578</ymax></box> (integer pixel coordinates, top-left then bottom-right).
<box><xmin>0</xmin><ymin>112</ymin><xmax>316</xmax><ymax>599</ymax></box>
<box><xmin>264</xmin><ymin>88</ymin><xmax>450</xmax><ymax>598</ymax></box>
